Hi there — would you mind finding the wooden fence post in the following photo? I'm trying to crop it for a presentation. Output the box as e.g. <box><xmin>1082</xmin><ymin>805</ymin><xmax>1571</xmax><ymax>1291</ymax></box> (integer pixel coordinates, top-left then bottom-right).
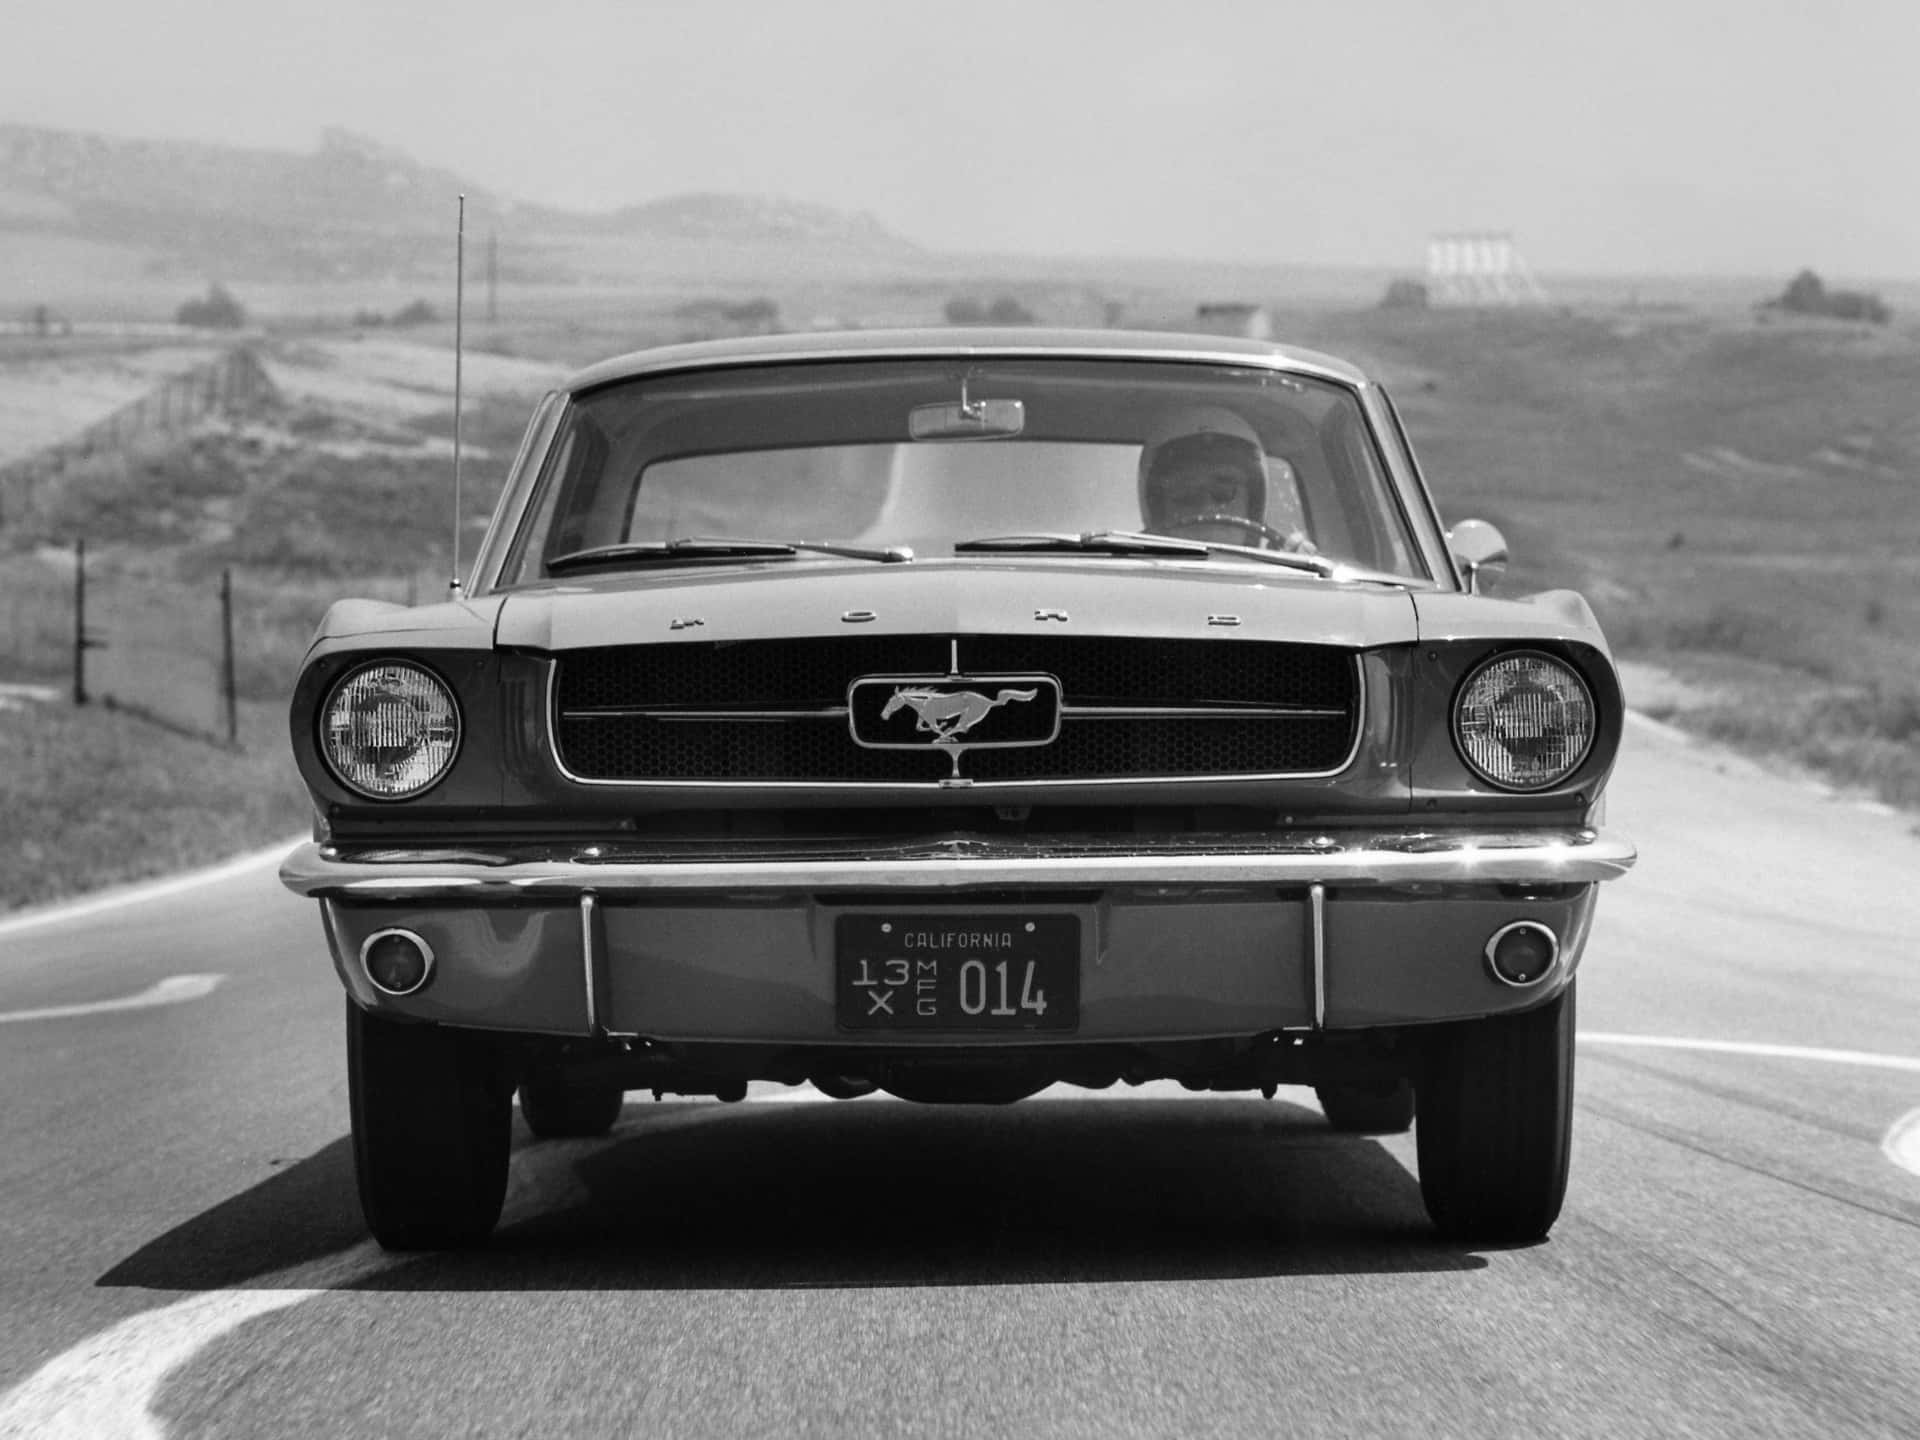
<box><xmin>73</xmin><ymin>536</ymin><xmax>88</xmax><ymax>706</ymax></box>
<box><xmin>221</xmin><ymin>567</ymin><xmax>238</xmax><ymax>746</ymax></box>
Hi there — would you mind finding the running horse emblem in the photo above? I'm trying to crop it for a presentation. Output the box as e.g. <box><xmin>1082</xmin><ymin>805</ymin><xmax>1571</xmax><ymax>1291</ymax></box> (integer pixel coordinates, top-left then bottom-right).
<box><xmin>882</xmin><ymin>686</ymin><xmax>1040</xmax><ymax>744</ymax></box>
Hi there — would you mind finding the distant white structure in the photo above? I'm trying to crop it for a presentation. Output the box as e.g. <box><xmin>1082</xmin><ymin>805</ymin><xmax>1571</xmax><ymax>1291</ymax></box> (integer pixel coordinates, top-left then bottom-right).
<box><xmin>1426</xmin><ymin>232</ymin><xmax>1548</xmax><ymax>306</ymax></box>
<box><xmin>1193</xmin><ymin>303</ymin><xmax>1273</xmax><ymax>340</ymax></box>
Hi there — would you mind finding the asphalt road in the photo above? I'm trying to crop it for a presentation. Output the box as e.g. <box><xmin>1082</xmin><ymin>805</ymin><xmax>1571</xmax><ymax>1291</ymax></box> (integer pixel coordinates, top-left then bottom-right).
<box><xmin>3</xmin><ymin>712</ymin><xmax>1918</xmax><ymax>1439</ymax></box>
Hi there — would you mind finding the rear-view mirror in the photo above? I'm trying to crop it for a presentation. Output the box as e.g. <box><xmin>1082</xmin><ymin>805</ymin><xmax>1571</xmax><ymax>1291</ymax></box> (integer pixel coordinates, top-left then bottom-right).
<box><xmin>909</xmin><ymin>398</ymin><xmax>1025</xmax><ymax>441</ymax></box>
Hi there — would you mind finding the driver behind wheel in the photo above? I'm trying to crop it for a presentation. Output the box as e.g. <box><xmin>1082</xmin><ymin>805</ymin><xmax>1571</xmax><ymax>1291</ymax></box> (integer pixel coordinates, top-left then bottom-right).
<box><xmin>1137</xmin><ymin>406</ymin><xmax>1315</xmax><ymax>552</ymax></box>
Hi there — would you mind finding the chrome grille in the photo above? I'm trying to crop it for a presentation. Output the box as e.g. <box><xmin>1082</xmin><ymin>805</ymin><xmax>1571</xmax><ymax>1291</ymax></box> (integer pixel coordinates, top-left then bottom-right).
<box><xmin>553</xmin><ymin>637</ymin><xmax>1359</xmax><ymax>784</ymax></box>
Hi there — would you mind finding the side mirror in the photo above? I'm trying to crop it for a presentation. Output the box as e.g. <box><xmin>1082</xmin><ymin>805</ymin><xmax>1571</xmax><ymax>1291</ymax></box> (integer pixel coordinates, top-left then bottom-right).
<box><xmin>1447</xmin><ymin>518</ymin><xmax>1509</xmax><ymax>594</ymax></box>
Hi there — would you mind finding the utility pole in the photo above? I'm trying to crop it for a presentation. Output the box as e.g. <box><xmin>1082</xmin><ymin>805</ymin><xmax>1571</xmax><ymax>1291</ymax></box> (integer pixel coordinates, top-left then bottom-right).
<box><xmin>487</xmin><ymin>230</ymin><xmax>499</xmax><ymax>325</ymax></box>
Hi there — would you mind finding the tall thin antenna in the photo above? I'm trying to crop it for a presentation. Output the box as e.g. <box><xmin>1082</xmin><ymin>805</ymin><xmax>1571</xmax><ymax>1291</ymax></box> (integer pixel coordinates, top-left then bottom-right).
<box><xmin>450</xmin><ymin>194</ymin><xmax>466</xmax><ymax>597</ymax></box>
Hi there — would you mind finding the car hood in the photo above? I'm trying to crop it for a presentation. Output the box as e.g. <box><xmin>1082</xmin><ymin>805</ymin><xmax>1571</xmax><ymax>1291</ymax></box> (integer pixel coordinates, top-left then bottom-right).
<box><xmin>1410</xmin><ymin>587</ymin><xmax>1609</xmax><ymax>650</ymax></box>
<box><xmin>493</xmin><ymin>559</ymin><xmax>1422</xmax><ymax>652</ymax></box>
<box><xmin>308</xmin><ymin>594</ymin><xmax>507</xmax><ymax>659</ymax></box>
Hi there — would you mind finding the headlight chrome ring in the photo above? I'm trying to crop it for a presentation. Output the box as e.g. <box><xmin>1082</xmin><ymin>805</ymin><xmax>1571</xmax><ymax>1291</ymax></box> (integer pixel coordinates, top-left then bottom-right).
<box><xmin>319</xmin><ymin>659</ymin><xmax>462</xmax><ymax>800</ymax></box>
<box><xmin>1453</xmin><ymin>650</ymin><xmax>1596</xmax><ymax>792</ymax></box>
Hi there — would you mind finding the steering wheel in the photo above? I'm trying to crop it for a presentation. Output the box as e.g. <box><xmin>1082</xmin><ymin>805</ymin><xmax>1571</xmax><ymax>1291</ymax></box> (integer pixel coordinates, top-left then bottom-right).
<box><xmin>1169</xmin><ymin>513</ymin><xmax>1318</xmax><ymax>554</ymax></box>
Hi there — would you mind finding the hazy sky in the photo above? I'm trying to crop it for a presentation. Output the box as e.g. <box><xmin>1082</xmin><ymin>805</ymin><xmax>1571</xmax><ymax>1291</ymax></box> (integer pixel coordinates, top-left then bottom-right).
<box><xmin>6</xmin><ymin>0</ymin><xmax>1915</xmax><ymax>277</ymax></box>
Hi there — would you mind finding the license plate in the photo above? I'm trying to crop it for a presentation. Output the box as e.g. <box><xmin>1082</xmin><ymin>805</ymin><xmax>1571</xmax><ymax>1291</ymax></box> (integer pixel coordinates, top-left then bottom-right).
<box><xmin>835</xmin><ymin>914</ymin><xmax>1080</xmax><ymax>1032</ymax></box>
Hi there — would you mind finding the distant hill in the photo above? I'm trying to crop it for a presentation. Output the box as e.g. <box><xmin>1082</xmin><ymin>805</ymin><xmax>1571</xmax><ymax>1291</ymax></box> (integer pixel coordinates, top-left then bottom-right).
<box><xmin>0</xmin><ymin>125</ymin><xmax>503</xmax><ymax>231</ymax></box>
<box><xmin>547</xmin><ymin>191</ymin><xmax>910</xmax><ymax>250</ymax></box>
<box><xmin>0</xmin><ymin>123</ymin><xmax>920</xmax><ymax>286</ymax></box>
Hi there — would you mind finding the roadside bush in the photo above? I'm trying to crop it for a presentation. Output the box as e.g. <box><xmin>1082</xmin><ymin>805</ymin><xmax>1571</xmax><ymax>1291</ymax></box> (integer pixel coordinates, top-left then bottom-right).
<box><xmin>670</xmin><ymin>296</ymin><xmax>782</xmax><ymax>336</ymax></box>
<box><xmin>176</xmin><ymin>284</ymin><xmax>248</xmax><ymax>329</ymax></box>
<box><xmin>1761</xmin><ymin>269</ymin><xmax>1890</xmax><ymax>325</ymax></box>
<box><xmin>1846</xmin><ymin>684</ymin><xmax>1920</xmax><ymax>745</ymax></box>
<box><xmin>352</xmin><ymin>299</ymin><xmax>440</xmax><ymax>328</ymax></box>
<box><xmin>945</xmin><ymin>295</ymin><xmax>1036</xmax><ymax>326</ymax></box>
<box><xmin>1822</xmin><ymin>290</ymin><xmax>1891</xmax><ymax>324</ymax></box>
<box><xmin>1379</xmin><ymin>279</ymin><xmax>1430</xmax><ymax>310</ymax></box>
<box><xmin>16</xmin><ymin>435</ymin><xmax>252</xmax><ymax>548</ymax></box>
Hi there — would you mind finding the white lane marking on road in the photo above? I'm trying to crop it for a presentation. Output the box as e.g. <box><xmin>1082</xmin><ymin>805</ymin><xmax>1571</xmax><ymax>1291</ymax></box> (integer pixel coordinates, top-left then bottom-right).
<box><xmin>1880</xmin><ymin>1109</ymin><xmax>1920</xmax><ymax>1180</ymax></box>
<box><xmin>0</xmin><ymin>1249</ymin><xmax>385</xmax><ymax>1440</ymax></box>
<box><xmin>0</xmin><ymin>974</ymin><xmax>224</xmax><ymax>1026</ymax></box>
<box><xmin>1581</xmin><ymin>1032</ymin><xmax>1920</xmax><ymax>1184</ymax></box>
<box><xmin>0</xmin><ymin>837</ymin><xmax>303</xmax><ymax>943</ymax></box>
<box><xmin>1580</xmin><ymin>1031</ymin><xmax>1920</xmax><ymax>1075</ymax></box>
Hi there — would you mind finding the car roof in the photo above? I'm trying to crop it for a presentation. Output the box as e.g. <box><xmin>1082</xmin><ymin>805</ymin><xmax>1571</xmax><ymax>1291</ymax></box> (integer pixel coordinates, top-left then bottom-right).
<box><xmin>561</xmin><ymin>327</ymin><xmax>1375</xmax><ymax>394</ymax></box>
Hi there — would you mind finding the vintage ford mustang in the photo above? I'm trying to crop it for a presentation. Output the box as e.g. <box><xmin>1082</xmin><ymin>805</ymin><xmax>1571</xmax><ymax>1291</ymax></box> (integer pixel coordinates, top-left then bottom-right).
<box><xmin>281</xmin><ymin>328</ymin><xmax>1635</xmax><ymax>1249</ymax></box>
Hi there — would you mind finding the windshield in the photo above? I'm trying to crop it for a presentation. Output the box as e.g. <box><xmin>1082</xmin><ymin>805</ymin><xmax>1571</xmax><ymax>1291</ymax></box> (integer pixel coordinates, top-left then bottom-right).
<box><xmin>497</xmin><ymin>358</ymin><xmax>1430</xmax><ymax>586</ymax></box>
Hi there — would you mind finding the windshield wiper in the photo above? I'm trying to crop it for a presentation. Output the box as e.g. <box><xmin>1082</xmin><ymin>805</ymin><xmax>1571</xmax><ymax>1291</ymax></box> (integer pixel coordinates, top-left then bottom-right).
<box><xmin>1127</xmin><ymin>532</ymin><xmax>1340</xmax><ymax>577</ymax></box>
<box><xmin>955</xmin><ymin>530</ymin><xmax>1337</xmax><ymax>576</ymax></box>
<box><xmin>954</xmin><ymin>531</ymin><xmax>1212</xmax><ymax>558</ymax></box>
<box><xmin>547</xmin><ymin>536</ymin><xmax>912</xmax><ymax>574</ymax></box>
<box><xmin>785</xmin><ymin>537</ymin><xmax>914</xmax><ymax>563</ymax></box>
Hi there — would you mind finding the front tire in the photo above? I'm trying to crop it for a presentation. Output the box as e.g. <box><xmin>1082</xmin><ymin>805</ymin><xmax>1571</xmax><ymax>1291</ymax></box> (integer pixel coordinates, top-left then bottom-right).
<box><xmin>347</xmin><ymin>1001</ymin><xmax>512</xmax><ymax>1250</ymax></box>
<box><xmin>1415</xmin><ymin>982</ymin><xmax>1576</xmax><ymax>1244</ymax></box>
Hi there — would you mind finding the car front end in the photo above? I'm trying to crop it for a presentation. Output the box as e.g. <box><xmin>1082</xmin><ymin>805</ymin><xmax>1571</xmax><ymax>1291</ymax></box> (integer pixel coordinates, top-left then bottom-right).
<box><xmin>282</xmin><ymin>330</ymin><xmax>1635</xmax><ymax>1248</ymax></box>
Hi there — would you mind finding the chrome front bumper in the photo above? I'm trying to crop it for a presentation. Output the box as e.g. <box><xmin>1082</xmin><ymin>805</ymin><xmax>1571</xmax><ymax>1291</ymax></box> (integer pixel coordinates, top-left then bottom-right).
<box><xmin>294</xmin><ymin>828</ymin><xmax>1633</xmax><ymax>1039</ymax></box>
<box><xmin>281</xmin><ymin>826</ymin><xmax>1636</xmax><ymax>899</ymax></box>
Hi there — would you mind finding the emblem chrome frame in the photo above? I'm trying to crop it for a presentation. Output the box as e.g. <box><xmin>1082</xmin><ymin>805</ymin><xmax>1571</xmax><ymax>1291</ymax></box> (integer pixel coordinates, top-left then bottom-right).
<box><xmin>848</xmin><ymin>672</ymin><xmax>1063</xmax><ymax>778</ymax></box>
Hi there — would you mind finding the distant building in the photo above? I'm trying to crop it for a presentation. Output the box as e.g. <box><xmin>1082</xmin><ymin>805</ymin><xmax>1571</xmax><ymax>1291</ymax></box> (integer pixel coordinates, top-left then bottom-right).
<box><xmin>1425</xmin><ymin>233</ymin><xmax>1547</xmax><ymax>306</ymax></box>
<box><xmin>1193</xmin><ymin>303</ymin><xmax>1273</xmax><ymax>340</ymax></box>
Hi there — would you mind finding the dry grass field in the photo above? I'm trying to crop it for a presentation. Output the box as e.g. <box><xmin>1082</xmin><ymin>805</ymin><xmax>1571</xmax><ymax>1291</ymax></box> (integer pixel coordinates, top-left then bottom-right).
<box><xmin>0</xmin><ymin>335</ymin><xmax>558</xmax><ymax>911</ymax></box>
<box><xmin>2</xmin><ymin>293</ymin><xmax>1916</xmax><ymax>912</ymax></box>
<box><xmin>0</xmin><ymin>696</ymin><xmax>307</xmax><ymax>913</ymax></box>
<box><xmin>1296</xmin><ymin>303</ymin><xmax>1920</xmax><ymax>810</ymax></box>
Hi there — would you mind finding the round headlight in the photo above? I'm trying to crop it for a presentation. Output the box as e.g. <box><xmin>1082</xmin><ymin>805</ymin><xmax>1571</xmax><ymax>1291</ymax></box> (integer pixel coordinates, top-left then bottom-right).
<box><xmin>319</xmin><ymin>660</ymin><xmax>461</xmax><ymax>800</ymax></box>
<box><xmin>1454</xmin><ymin>651</ymin><xmax>1596</xmax><ymax>792</ymax></box>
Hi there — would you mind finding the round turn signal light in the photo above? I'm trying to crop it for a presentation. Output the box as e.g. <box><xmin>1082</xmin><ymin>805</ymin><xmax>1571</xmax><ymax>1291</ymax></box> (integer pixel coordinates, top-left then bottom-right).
<box><xmin>1485</xmin><ymin>921</ymin><xmax>1559</xmax><ymax>988</ymax></box>
<box><xmin>361</xmin><ymin>928</ymin><xmax>435</xmax><ymax>997</ymax></box>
